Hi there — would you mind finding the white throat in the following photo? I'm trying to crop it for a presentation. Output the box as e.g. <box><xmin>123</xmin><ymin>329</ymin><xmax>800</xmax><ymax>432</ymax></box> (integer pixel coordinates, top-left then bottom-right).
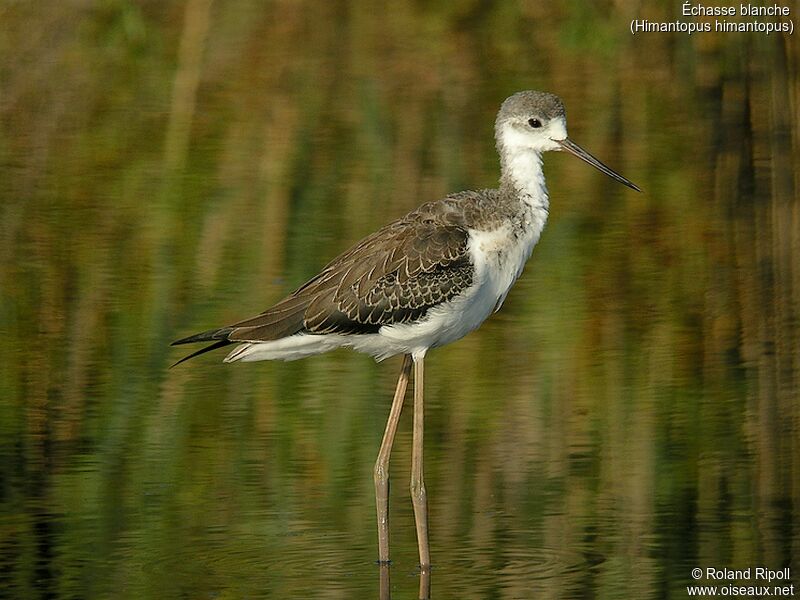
<box><xmin>503</xmin><ymin>147</ymin><xmax>549</xmax><ymax>210</ymax></box>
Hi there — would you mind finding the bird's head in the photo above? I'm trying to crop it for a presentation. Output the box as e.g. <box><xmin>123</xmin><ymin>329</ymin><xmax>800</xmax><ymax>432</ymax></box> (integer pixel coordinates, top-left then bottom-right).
<box><xmin>496</xmin><ymin>90</ymin><xmax>641</xmax><ymax>192</ymax></box>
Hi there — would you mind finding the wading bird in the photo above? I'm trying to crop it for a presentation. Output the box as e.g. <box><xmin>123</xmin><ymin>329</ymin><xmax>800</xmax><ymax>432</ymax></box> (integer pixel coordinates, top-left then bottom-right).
<box><xmin>172</xmin><ymin>91</ymin><xmax>640</xmax><ymax>569</ymax></box>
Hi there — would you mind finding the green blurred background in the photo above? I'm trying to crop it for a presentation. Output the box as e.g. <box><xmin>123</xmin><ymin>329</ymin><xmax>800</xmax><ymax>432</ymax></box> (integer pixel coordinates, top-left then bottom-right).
<box><xmin>1</xmin><ymin>1</ymin><xmax>798</xmax><ymax>598</ymax></box>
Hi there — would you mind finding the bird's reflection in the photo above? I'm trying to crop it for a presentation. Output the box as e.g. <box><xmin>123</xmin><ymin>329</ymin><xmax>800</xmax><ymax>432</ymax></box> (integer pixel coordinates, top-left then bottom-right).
<box><xmin>378</xmin><ymin>564</ymin><xmax>431</xmax><ymax>599</ymax></box>
<box><xmin>379</xmin><ymin>564</ymin><xmax>390</xmax><ymax>599</ymax></box>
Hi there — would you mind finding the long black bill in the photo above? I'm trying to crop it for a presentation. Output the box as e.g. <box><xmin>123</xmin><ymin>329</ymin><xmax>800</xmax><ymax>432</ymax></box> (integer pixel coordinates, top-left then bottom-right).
<box><xmin>559</xmin><ymin>138</ymin><xmax>642</xmax><ymax>192</ymax></box>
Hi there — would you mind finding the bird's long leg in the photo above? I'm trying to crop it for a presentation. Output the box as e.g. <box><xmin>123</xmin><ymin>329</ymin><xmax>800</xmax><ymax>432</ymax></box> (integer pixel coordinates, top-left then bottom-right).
<box><xmin>374</xmin><ymin>353</ymin><xmax>412</xmax><ymax>564</ymax></box>
<box><xmin>411</xmin><ymin>355</ymin><xmax>431</xmax><ymax>569</ymax></box>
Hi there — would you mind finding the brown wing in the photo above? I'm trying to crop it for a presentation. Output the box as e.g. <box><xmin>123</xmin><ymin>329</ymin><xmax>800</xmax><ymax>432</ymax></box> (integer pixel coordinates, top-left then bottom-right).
<box><xmin>171</xmin><ymin>201</ymin><xmax>476</xmax><ymax>359</ymax></box>
<box><xmin>300</xmin><ymin>223</ymin><xmax>472</xmax><ymax>334</ymax></box>
<box><xmin>228</xmin><ymin>219</ymin><xmax>472</xmax><ymax>340</ymax></box>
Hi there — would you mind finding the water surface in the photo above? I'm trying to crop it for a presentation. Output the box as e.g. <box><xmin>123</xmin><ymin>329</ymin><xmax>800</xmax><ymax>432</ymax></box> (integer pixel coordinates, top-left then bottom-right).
<box><xmin>1</xmin><ymin>3</ymin><xmax>798</xmax><ymax>598</ymax></box>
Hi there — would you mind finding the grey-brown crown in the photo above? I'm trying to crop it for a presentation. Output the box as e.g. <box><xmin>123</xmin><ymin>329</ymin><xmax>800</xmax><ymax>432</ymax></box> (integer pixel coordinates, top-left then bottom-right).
<box><xmin>495</xmin><ymin>91</ymin><xmax>566</xmax><ymax>128</ymax></box>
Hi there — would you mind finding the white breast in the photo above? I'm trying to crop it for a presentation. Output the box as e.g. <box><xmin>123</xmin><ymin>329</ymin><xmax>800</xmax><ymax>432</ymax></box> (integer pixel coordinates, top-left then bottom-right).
<box><xmin>467</xmin><ymin>215</ymin><xmax>545</xmax><ymax>314</ymax></box>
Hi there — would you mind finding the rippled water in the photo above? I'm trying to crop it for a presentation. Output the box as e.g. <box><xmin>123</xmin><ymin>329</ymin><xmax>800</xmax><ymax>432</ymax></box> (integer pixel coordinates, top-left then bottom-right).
<box><xmin>1</xmin><ymin>3</ymin><xmax>798</xmax><ymax>599</ymax></box>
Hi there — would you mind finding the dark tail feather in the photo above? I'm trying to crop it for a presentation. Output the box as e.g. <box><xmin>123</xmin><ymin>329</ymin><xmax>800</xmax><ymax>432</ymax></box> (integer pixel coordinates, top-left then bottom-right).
<box><xmin>170</xmin><ymin>297</ymin><xmax>308</xmax><ymax>367</ymax></box>
<box><xmin>170</xmin><ymin>339</ymin><xmax>232</xmax><ymax>368</ymax></box>
<box><xmin>171</xmin><ymin>327</ymin><xmax>234</xmax><ymax>346</ymax></box>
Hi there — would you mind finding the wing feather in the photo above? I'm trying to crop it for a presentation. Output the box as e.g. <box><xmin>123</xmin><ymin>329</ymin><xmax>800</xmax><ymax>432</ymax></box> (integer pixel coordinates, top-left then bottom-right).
<box><xmin>173</xmin><ymin>193</ymin><xmax>485</xmax><ymax>355</ymax></box>
<box><xmin>298</xmin><ymin>222</ymin><xmax>473</xmax><ymax>334</ymax></box>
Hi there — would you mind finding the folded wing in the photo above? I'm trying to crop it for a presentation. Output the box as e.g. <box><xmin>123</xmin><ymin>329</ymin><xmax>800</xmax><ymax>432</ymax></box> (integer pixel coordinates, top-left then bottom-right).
<box><xmin>172</xmin><ymin>213</ymin><xmax>473</xmax><ymax>364</ymax></box>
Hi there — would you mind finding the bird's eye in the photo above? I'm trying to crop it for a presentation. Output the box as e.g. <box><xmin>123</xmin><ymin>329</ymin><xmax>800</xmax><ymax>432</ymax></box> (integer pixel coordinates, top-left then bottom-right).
<box><xmin>528</xmin><ymin>118</ymin><xmax>542</xmax><ymax>128</ymax></box>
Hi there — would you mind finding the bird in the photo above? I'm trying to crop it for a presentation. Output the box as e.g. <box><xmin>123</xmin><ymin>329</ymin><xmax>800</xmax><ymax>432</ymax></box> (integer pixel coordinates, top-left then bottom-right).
<box><xmin>172</xmin><ymin>90</ymin><xmax>641</xmax><ymax>570</ymax></box>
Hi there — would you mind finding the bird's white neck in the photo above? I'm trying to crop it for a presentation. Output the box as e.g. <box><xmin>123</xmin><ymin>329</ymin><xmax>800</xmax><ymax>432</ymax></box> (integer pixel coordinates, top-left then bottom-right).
<box><xmin>500</xmin><ymin>148</ymin><xmax>549</xmax><ymax>212</ymax></box>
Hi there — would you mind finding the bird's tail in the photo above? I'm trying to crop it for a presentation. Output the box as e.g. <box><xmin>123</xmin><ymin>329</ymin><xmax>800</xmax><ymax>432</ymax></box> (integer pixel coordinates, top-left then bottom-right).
<box><xmin>169</xmin><ymin>327</ymin><xmax>234</xmax><ymax>368</ymax></box>
<box><xmin>170</xmin><ymin>295</ymin><xmax>309</xmax><ymax>366</ymax></box>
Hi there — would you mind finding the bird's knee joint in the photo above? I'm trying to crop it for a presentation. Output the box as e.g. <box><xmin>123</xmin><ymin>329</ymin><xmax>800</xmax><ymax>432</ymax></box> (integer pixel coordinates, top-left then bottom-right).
<box><xmin>374</xmin><ymin>463</ymin><xmax>389</xmax><ymax>484</ymax></box>
<box><xmin>410</xmin><ymin>481</ymin><xmax>427</xmax><ymax>501</ymax></box>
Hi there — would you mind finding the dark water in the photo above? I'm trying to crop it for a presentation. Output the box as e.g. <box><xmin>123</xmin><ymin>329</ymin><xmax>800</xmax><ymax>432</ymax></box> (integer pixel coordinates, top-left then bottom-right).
<box><xmin>1</xmin><ymin>2</ymin><xmax>798</xmax><ymax>598</ymax></box>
